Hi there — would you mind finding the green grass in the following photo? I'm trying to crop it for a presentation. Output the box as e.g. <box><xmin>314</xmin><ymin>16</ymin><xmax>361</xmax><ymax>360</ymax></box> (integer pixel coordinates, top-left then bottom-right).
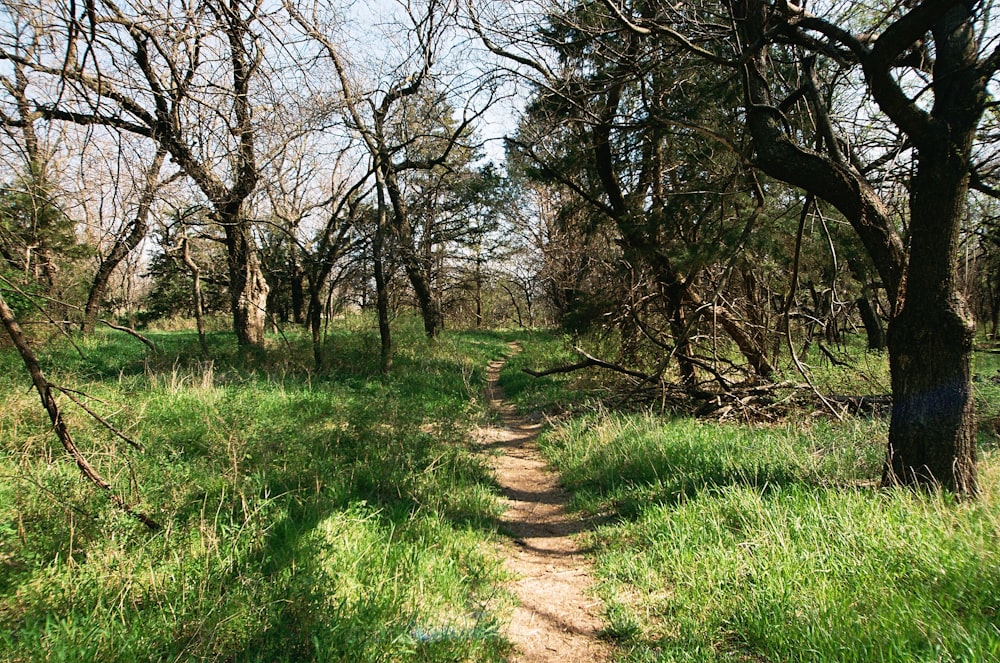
<box><xmin>529</xmin><ymin>409</ymin><xmax>1000</xmax><ymax>662</ymax></box>
<box><xmin>0</xmin><ymin>318</ymin><xmax>514</xmax><ymax>662</ymax></box>
<box><xmin>6</xmin><ymin>322</ymin><xmax>1000</xmax><ymax>662</ymax></box>
<box><xmin>492</xmin><ymin>329</ymin><xmax>608</xmax><ymax>415</ymax></box>
<box><xmin>494</xmin><ymin>331</ymin><xmax>1000</xmax><ymax>661</ymax></box>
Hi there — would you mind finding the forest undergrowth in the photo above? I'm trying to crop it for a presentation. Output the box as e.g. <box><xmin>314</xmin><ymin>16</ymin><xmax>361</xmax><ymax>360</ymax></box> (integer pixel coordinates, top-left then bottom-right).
<box><xmin>1</xmin><ymin>319</ymin><xmax>999</xmax><ymax>661</ymax></box>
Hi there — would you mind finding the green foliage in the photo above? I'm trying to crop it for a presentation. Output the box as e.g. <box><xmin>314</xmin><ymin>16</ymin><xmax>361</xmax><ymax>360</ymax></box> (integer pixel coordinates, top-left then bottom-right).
<box><xmin>0</xmin><ymin>178</ymin><xmax>92</xmax><ymax>317</ymax></box>
<box><xmin>141</xmin><ymin>235</ymin><xmax>230</xmax><ymax>324</ymax></box>
<box><xmin>0</xmin><ymin>319</ymin><xmax>513</xmax><ymax>661</ymax></box>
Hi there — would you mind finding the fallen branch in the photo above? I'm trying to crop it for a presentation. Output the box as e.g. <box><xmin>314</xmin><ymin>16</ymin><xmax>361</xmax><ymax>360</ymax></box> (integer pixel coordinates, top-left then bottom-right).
<box><xmin>522</xmin><ymin>359</ymin><xmax>596</xmax><ymax>378</ymax></box>
<box><xmin>0</xmin><ymin>293</ymin><xmax>161</xmax><ymax>531</ymax></box>
<box><xmin>522</xmin><ymin>346</ymin><xmax>653</xmax><ymax>382</ymax></box>
<box><xmin>99</xmin><ymin>319</ymin><xmax>158</xmax><ymax>352</ymax></box>
<box><xmin>817</xmin><ymin>341</ymin><xmax>852</xmax><ymax>368</ymax></box>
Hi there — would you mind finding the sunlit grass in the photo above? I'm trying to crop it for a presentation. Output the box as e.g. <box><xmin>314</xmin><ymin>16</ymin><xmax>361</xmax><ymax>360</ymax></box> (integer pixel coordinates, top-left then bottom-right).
<box><xmin>496</xmin><ymin>329</ymin><xmax>1000</xmax><ymax>662</ymax></box>
<box><xmin>535</xmin><ymin>411</ymin><xmax>1000</xmax><ymax>662</ymax></box>
<box><xmin>0</xmin><ymin>317</ymin><xmax>513</xmax><ymax>661</ymax></box>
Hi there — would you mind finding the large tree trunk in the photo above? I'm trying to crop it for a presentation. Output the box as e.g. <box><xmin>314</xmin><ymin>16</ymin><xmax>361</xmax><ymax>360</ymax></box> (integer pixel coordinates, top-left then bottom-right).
<box><xmin>885</xmin><ymin>301</ymin><xmax>976</xmax><ymax>492</ymax></box>
<box><xmin>729</xmin><ymin>0</ymin><xmax>981</xmax><ymax>495</ymax></box>
<box><xmin>883</xmin><ymin>5</ymin><xmax>980</xmax><ymax>493</ymax></box>
<box><xmin>223</xmin><ymin>213</ymin><xmax>269</xmax><ymax>347</ymax></box>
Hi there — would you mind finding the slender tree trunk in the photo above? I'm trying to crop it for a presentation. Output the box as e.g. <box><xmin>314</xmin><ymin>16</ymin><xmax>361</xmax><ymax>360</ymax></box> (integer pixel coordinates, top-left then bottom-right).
<box><xmin>181</xmin><ymin>237</ymin><xmax>208</xmax><ymax>354</ymax></box>
<box><xmin>380</xmin><ymin>159</ymin><xmax>443</xmax><ymax>338</ymax></box>
<box><xmin>669</xmin><ymin>309</ymin><xmax>697</xmax><ymax>387</ymax></box>
<box><xmin>474</xmin><ymin>256</ymin><xmax>483</xmax><ymax>328</ymax></box>
<box><xmin>290</xmin><ymin>262</ymin><xmax>305</xmax><ymax>325</ymax></box>
<box><xmin>306</xmin><ymin>280</ymin><xmax>323</xmax><ymax>369</ymax></box>
<box><xmin>83</xmin><ymin>150</ymin><xmax>166</xmax><ymax>334</ymax></box>
<box><xmin>374</xmin><ymin>201</ymin><xmax>393</xmax><ymax>373</ymax></box>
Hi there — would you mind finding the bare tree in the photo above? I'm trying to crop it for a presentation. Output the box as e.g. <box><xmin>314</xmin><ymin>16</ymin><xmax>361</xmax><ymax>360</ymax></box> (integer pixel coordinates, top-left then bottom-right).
<box><xmin>287</xmin><ymin>0</ymin><xmax>496</xmax><ymax>349</ymax></box>
<box><xmin>1</xmin><ymin>0</ymin><xmax>276</xmax><ymax>345</ymax></box>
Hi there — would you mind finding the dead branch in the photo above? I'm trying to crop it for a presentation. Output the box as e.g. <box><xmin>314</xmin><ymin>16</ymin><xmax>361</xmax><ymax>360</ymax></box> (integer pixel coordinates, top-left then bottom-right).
<box><xmin>817</xmin><ymin>341</ymin><xmax>852</xmax><ymax>367</ymax></box>
<box><xmin>523</xmin><ymin>346</ymin><xmax>654</xmax><ymax>382</ymax></box>
<box><xmin>0</xmin><ymin>292</ymin><xmax>161</xmax><ymax>531</ymax></box>
<box><xmin>522</xmin><ymin>359</ymin><xmax>597</xmax><ymax>378</ymax></box>
<box><xmin>99</xmin><ymin>319</ymin><xmax>158</xmax><ymax>352</ymax></box>
<box><xmin>52</xmin><ymin>386</ymin><xmax>145</xmax><ymax>451</ymax></box>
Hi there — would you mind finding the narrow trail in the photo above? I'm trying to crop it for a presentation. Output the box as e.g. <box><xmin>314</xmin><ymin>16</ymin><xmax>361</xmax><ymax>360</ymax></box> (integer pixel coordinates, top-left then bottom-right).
<box><xmin>476</xmin><ymin>343</ymin><xmax>612</xmax><ymax>663</ymax></box>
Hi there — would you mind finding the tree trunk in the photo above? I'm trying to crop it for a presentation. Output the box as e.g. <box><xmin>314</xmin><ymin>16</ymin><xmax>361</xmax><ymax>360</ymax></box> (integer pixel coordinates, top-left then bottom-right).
<box><xmin>374</xmin><ymin>203</ymin><xmax>393</xmax><ymax>373</ymax></box>
<box><xmin>181</xmin><ymin>237</ymin><xmax>208</xmax><ymax>354</ymax></box>
<box><xmin>881</xmin><ymin>5</ymin><xmax>980</xmax><ymax>495</ymax></box>
<box><xmin>856</xmin><ymin>296</ymin><xmax>886</xmax><ymax>351</ymax></box>
<box><xmin>307</xmin><ymin>280</ymin><xmax>323</xmax><ymax>369</ymax></box>
<box><xmin>379</xmin><ymin>157</ymin><xmax>443</xmax><ymax>338</ymax></box>
<box><xmin>290</xmin><ymin>263</ymin><xmax>305</xmax><ymax>325</ymax></box>
<box><xmin>885</xmin><ymin>302</ymin><xmax>976</xmax><ymax>493</ymax></box>
<box><xmin>223</xmin><ymin>213</ymin><xmax>269</xmax><ymax>347</ymax></box>
<box><xmin>83</xmin><ymin>150</ymin><xmax>165</xmax><ymax>334</ymax></box>
<box><xmin>474</xmin><ymin>256</ymin><xmax>483</xmax><ymax>329</ymax></box>
<box><xmin>729</xmin><ymin>0</ymin><xmax>981</xmax><ymax>494</ymax></box>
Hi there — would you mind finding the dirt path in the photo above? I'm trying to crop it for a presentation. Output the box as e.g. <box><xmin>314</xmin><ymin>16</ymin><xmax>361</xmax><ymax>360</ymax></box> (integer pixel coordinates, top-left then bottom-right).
<box><xmin>476</xmin><ymin>344</ymin><xmax>612</xmax><ymax>662</ymax></box>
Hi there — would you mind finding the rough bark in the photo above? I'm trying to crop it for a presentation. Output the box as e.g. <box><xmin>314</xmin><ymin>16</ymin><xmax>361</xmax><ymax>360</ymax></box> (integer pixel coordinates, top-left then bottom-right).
<box><xmin>223</xmin><ymin>211</ymin><xmax>269</xmax><ymax>347</ymax></box>
<box><xmin>728</xmin><ymin>0</ymin><xmax>982</xmax><ymax>493</ymax></box>
<box><xmin>882</xmin><ymin>4</ymin><xmax>980</xmax><ymax>493</ymax></box>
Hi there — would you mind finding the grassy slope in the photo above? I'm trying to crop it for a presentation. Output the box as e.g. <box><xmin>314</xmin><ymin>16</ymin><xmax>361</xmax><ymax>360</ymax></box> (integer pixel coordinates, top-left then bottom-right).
<box><xmin>0</xmin><ymin>320</ymin><xmax>515</xmax><ymax>662</ymax></box>
<box><xmin>504</xmin><ymin>333</ymin><xmax>1000</xmax><ymax>662</ymax></box>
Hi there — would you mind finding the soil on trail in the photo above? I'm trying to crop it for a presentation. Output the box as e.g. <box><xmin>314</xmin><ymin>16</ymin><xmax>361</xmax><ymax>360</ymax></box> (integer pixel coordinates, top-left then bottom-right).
<box><xmin>476</xmin><ymin>345</ymin><xmax>612</xmax><ymax>663</ymax></box>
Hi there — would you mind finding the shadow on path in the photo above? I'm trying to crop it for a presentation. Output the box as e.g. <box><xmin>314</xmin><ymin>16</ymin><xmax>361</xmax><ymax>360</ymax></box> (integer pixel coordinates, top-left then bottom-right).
<box><xmin>475</xmin><ymin>344</ymin><xmax>613</xmax><ymax>662</ymax></box>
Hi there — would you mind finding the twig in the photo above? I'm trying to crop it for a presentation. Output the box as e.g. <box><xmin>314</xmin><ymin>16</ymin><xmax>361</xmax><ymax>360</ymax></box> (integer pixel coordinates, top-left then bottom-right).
<box><xmin>51</xmin><ymin>386</ymin><xmax>145</xmax><ymax>451</ymax></box>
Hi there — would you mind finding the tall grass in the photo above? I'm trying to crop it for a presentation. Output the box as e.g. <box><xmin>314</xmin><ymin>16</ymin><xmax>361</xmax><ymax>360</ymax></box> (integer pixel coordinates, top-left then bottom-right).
<box><xmin>533</xmin><ymin>412</ymin><xmax>1000</xmax><ymax>662</ymax></box>
<box><xmin>0</xmin><ymin>318</ymin><xmax>514</xmax><ymax>662</ymax></box>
